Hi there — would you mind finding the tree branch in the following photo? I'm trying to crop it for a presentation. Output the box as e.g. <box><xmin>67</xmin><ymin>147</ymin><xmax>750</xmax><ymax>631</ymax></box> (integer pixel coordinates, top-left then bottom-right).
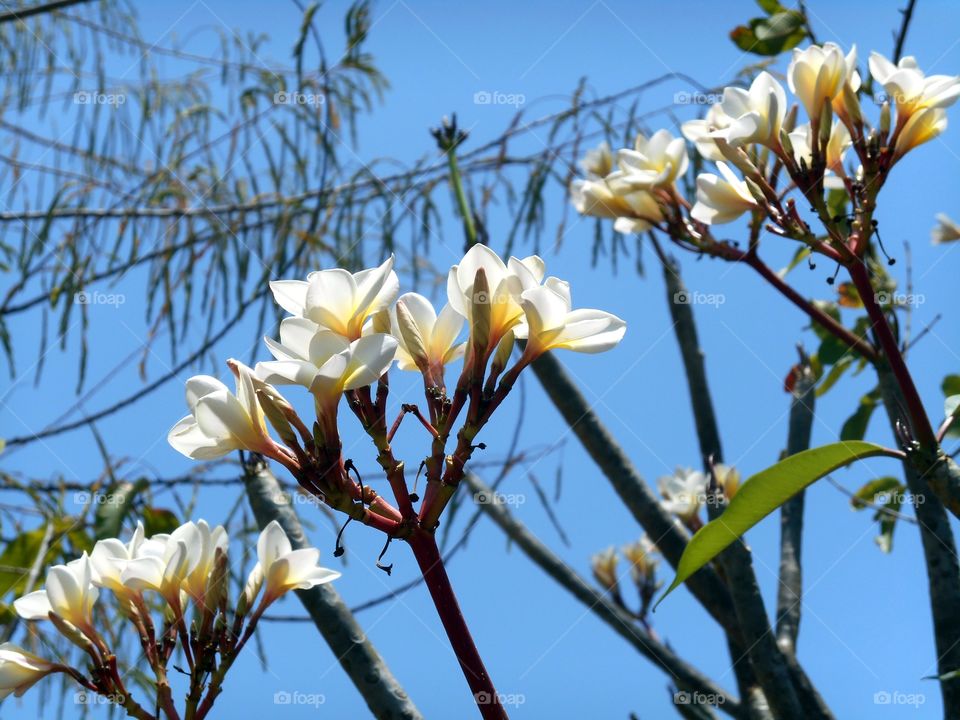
<box><xmin>242</xmin><ymin>461</ymin><xmax>424</xmax><ymax>720</ymax></box>
<box><xmin>463</xmin><ymin>472</ymin><xmax>743</xmax><ymax>719</ymax></box>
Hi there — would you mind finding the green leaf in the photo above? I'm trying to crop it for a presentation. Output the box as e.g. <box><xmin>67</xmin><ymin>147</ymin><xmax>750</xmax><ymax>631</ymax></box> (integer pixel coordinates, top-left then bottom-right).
<box><xmin>730</xmin><ymin>11</ymin><xmax>806</xmax><ymax>56</ymax></box>
<box><xmin>142</xmin><ymin>507</ymin><xmax>180</xmax><ymax>536</ymax></box>
<box><xmin>943</xmin><ymin>374</ymin><xmax>960</xmax><ymax>397</ymax></box>
<box><xmin>850</xmin><ymin>476</ymin><xmax>903</xmax><ymax>510</ymax></box>
<box><xmin>756</xmin><ymin>0</ymin><xmax>785</xmax><ymax>13</ymax></box>
<box><xmin>816</xmin><ymin>354</ymin><xmax>854</xmax><ymax>397</ymax></box>
<box><xmin>826</xmin><ymin>187</ymin><xmax>849</xmax><ymax>221</ymax></box>
<box><xmin>656</xmin><ymin>441</ymin><xmax>895</xmax><ymax>606</ymax></box>
<box><xmin>818</xmin><ymin>333</ymin><xmax>849</xmax><ymax>365</ymax></box>
<box><xmin>93</xmin><ymin>479</ymin><xmax>148</xmax><ymax>540</ymax></box>
<box><xmin>0</xmin><ymin>528</ymin><xmax>49</xmax><ymax>598</ymax></box>
<box><xmin>945</xmin><ymin>395</ymin><xmax>960</xmax><ymax>439</ymax></box>
<box><xmin>841</xmin><ymin>388</ymin><xmax>881</xmax><ymax>441</ymax></box>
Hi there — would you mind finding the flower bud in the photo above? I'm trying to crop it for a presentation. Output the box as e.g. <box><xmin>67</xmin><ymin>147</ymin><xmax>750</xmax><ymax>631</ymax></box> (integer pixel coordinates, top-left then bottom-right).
<box><xmin>818</xmin><ymin>102</ymin><xmax>833</xmax><ymax>153</ymax></box>
<box><xmin>491</xmin><ymin>330</ymin><xmax>515</xmax><ymax>374</ymax></box>
<box><xmin>841</xmin><ymin>84</ymin><xmax>862</xmax><ymax>127</ymax></box>
<box><xmin>778</xmin><ymin>127</ymin><xmax>795</xmax><ymax>161</ymax></box>
<box><xmin>395</xmin><ymin>299</ymin><xmax>429</xmax><ymax>371</ymax></box>
<box><xmin>371</xmin><ymin>308</ymin><xmax>391</xmax><ymax>335</ymax></box>
<box><xmin>744</xmin><ymin>177</ymin><xmax>769</xmax><ymax>206</ymax></box>
<box><xmin>241</xmin><ymin>563</ymin><xmax>264</xmax><ymax>614</ymax></box>
<box><xmin>469</xmin><ymin>267</ymin><xmax>491</xmax><ymax>356</ymax></box>
<box><xmin>256</xmin><ymin>389</ymin><xmax>298</xmax><ymax>447</ymax></box>
<box><xmin>879</xmin><ymin>101</ymin><xmax>891</xmax><ymax>137</ymax></box>
<box><xmin>48</xmin><ymin>612</ymin><xmax>94</xmax><ymax>652</ymax></box>
<box><xmin>590</xmin><ymin>548</ymin><xmax>619</xmax><ymax>593</ymax></box>
<box><xmin>782</xmin><ymin>103</ymin><xmax>799</xmax><ymax>134</ymax></box>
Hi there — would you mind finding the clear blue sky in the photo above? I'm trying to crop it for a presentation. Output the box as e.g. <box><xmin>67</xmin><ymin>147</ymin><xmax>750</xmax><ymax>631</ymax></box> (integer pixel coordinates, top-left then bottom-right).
<box><xmin>3</xmin><ymin>0</ymin><xmax>960</xmax><ymax>718</ymax></box>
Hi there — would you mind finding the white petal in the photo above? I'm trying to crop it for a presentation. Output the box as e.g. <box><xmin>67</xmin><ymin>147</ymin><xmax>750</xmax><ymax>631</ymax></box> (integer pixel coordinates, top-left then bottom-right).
<box><xmin>269</xmin><ymin>280</ymin><xmax>310</xmax><ymax>316</ymax></box>
<box><xmin>257</xmin><ymin>520</ymin><xmax>292</xmax><ymax>570</ymax></box>
<box><xmin>13</xmin><ymin>591</ymin><xmax>52</xmax><ymax>620</ymax></box>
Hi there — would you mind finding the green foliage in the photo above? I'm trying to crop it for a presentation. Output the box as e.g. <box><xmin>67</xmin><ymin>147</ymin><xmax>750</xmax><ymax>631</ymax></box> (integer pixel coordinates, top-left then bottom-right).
<box><xmin>658</xmin><ymin>441</ymin><xmax>895</xmax><ymax>605</ymax></box>
<box><xmin>730</xmin><ymin>1</ymin><xmax>808</xmax><ymax>56</ymax></box>
<box><xmin>850</xmin><ymin>476</ymin><xmax>905</xmax><ymax>553</ymax></box>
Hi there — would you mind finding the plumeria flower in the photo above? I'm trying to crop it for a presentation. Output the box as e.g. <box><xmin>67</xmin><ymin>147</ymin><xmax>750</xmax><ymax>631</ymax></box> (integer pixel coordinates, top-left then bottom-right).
<box><xmin>168</xmin><ymin>360</ymin><xmax>280</xmax><ymax>461</ymax></box>
<box><xmin>605</xmin><ymin>129</ymin><xmax>689</xmax><ymax>192</ymax></box>
<box><xmin>788</xmin><ymin>120</ymin><xmax>852</xmax><ymax>176</ymax></box>
<box><xmin>516</xmin><ymin>278</ymin><xmax>626</xmax><ymax>358</ymax></box>
<box><xmin>90</xmin><ymin>522</ymin><xmax>167</xmax><ymax>601</ymax></box>
<box><xmin>179</xmin><ymin>520</ymin><xmax>228</xmax><ymax>604</ymax></box>
<box><xmin>713</xmin><ymin>463</ymin><xmax>741</xmax><ymax>499</ymax></box>
<box><xmin>893</xmin><ymin>106</ymin><xmax>948</xmax><ymax>158</ymax></box>
<box><xmin>658</xmin><ymin>467</ymin><xmax>707</xmax><ymax>522</ymax></box>
<box><xmin>256</xmin><ymin>320</ymin><xmax>397</xmax><ymax>405</ymax></box>
<box><xmin>269</xmin><ymin>256</ymin><xmax>399</xmax><ymax>340</ymax></box>
<box><xmin>570</xmin><ymin>179</ymin><xmax>663</xmax><ymax>234</ymax></box>
<box><xmin>391</xmin><ymin>292</ymin><xmax>465</xmax><ymax>374</ymax></box>
<box><xmin>14</xmin><ymin>554</ymin><xmax>99</xmax><ymax>633</ymax></box>
<box><xmin>690</xmin><ymin>162</ymin><xmax>758</xmax><ymax>225</ymax></box>
<box><xmin>446</xmin><ymin>244</ymin><xmax>545</xmax><ymax>352</ymax></box>
<box><xmin>590</xmin><ymin>547</ymin><xmax>619</xmax><ymax>592</ymax></box>
<box><xmin>121</xmin><ymin>522</ymin><xmax>215</xmax><ymax>611</ymax></box>
<box><xmin>578</xmin><ymin>140</ymin><xmax>613</xmax><ymax>178</ymax></box>
<box><xmin>868</xmin><ymin>52</ymin><xmax>960</xmax><ymax>117</ymax></box>
<box><xmin>246</xmin><ymin>520</ymin><xmax>340</xmax><ymax>608</ymax></box>
<box><xmin>622</xmin><ymin>536</ymin><xmax>659</xmax><ymax>582</ymax></box>
<box><xmin>788</xmin><ymin>43</ymin><xmax>857</xmax><ymax>121</ymax></box>
<box><xmin>682</xmin><ymin>103</ymin><xmax>736</xmax><ymax>162</ymax></box>
<box><xmin>710</xmin><ymin>72</ymin><xmax>787</xmax><ymax>148</ymax></box>
<box><xmin>932</xmin><ymin>213</ymin><xmax>960</xmax><ymax>245</ymax></box>
<box><xmin>0</xmin><ymin>644</ymin><xmax>60</xmax><ymax>700</ymax></box>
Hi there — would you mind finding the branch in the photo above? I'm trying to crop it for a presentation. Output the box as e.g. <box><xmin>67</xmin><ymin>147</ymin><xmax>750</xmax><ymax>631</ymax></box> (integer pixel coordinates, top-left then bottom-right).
<box><xmin>0</xmin><ymin>0</ymin><xmax>93</xmax><ymax>24</ymax></box>
<box><xmin>893</xmin><ymin>0</ymin><xmax>919</xmax><ymax>63</ymax></box>
<box><xmin>527</xmin><ymin>350</ymin><xmax>740</xmax><ymax>635</ymax></box>
<box><xmin>775</xmin><ymin>358</ymin><xmax>815</xmax><ymax>656</ymax></box>
<box><xmin>462</xmin><ymin>472</ymin><xmax>743</xmax><ymax>719</ymax></box>
<box><xmin>242</xmin><ymin>461</ymin><xmax>424</xmax><ymax>720</ymax></box>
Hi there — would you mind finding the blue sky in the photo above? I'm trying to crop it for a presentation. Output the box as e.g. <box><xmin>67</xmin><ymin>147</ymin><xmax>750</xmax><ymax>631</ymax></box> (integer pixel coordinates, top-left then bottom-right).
<box><xmin>3</xmin><ymin>0</ymin><xmax>960</xmax><ymax>717</ymax></box>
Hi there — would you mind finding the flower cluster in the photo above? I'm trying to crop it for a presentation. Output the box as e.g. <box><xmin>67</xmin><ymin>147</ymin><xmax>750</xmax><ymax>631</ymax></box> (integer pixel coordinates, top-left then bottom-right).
<box><xmin>571</xmin><ymin>43</ymin><xmax>959</xmax><ymax>262</ymax></box>
<box><xmin>169</xmin><ymin>245</ymin><xmax>625</xmax><ymax>534</ymax></box>
<box><xmin>5</xmin><ymin>519</ymin><xmax>337</xmax><ymax>716</ymax></box>
<box><xmin>591</xmin><ymin>535</ymin><xmax>662</xmax><ymax>620</ymax></box>
<box><xmin>657</xmin><ymin>464</ymin><xmax>740</xmax><ymax>530</ymax></box>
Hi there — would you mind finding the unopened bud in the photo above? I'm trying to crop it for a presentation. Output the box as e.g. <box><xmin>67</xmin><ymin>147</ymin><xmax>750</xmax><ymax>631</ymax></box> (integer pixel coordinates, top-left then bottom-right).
<box><xmin>371</xmin><ymin>308</ymin><xmax>391</xmax><ymax>335</ymax></box>
<box><xmin>841</xmin><ymin>84</ymin><xmax>862</xmax><ymax>126</ymax></box>
<box><xmin>48</xmin><ymin>612</ymin><xmax>94</xmax><ymax>652</ymax></box>
<box><xmin>491</xmin><ymin>330</ymin><xmax>515</xmax><ymax>373</ymax></box>
<box><xmin>590</xmin><ymin>549</ymin><xmax>619</xmax><ymax>593</ymax></box>
<box><xmin>879</xmin><ymin>101</ymin><xmax>891</xmax><ymax>137</ymax></box>
<box><xmin>782</xmin><ymin>103</ymin><xmax>798</xmax><ymax>134</ymax></box>
<box><xmin>204</xmin><ymin>548</ymin><xmax>229</xmax><ymax>615</ymax></box>
<box><xmin>744</xmin><ymin>177</ymin><xmax>768</xmax><ymax>206</ymax></box>
<box><xmin>256</xmin><ymin>389</ymin><xmax>298</xmax><ymax>447</ymax></box>
<box><xmin>778</xmin><ymin>127</ymin><xmax>795</xmax><ymax>161</ymax></box>
<box><xmin>395</xmin><ymin>299</ymin><xmax>429</xmax><ymax>371</ymax></box>
<box><xmin>470</xmin><ymin>268</ymin><xmax>491</xmax><ymax>356</ymax></box>
<box><xmin>818</xmin><ymin>102</ymin><xmax>833</xmax><ymax>152</ymax></box>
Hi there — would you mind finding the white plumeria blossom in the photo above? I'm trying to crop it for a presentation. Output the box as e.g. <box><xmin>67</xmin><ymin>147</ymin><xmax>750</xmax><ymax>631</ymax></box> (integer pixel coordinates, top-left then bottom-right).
<box><xmin>391</xmin><ymin>292</ymin><xmax>465</xmax><ymax>372</ymax></box>
<box><xmin>14</xmin><ymin>554</ymin><xmax>99</xmax><ymax>631</ymax></box>
<box><xmin>120</xmin><ymin>520</ymin><xmax>225</xmax><ymax>610</ymax></box>
<box><xmin>681</xmin><ymin>102</ymin><xmax>736</xmax><ymax>162</ymax></box>
<box><xmin>446</xmin><ymin>244</ymin><xmax>545</xmax><ymax>346</ymax></box>
<box><xmin>578</xmin><ymin>140</ymin><xmax>613</xmax><ymax>178</ymax></box>
<box><xmin>690</xmin><ymin>162</ymin><xmax>758</xmax><ymax>225</ymax></box>
<box><xmin>658</xmin><ymin>467</ymin><xmax>707</xmax><ymax>521</ymax></box>
<box><xmin>268</xmin><ymin>256</ymin><xmax>400</xmax><ymax>340</ymax></box>
<box><xmin>868</xmin><ymin>52</ymin><xmax>960</xmax><ymax>116</ymax></box>
<box><xmin>710</xmin><ymin>72</ymin><xmax>787</xmax><ymax>148</ymax></box>
<box><xmin>89</xmin><ymin>522</ymin><xmax>167</xmax><ymax>598</ymax></box>
<box><xmin>256</xmin><ymin>318</ymin><xmax>398</xmax><ymax>400</ymax></box>
<box><xmin>787</xmin><ymin>42</ymin><xmax>857</xmax><ymax>120</ymax></box>
<box><xmin>0</xmin><ymin>644</ymin><xmax>59</xmax><ymax>700</ymax></box>
<box><xmin>605</xmin><ymin>129</ymin><xmax>689</xmax><ymax>191</ymax></box>
<box><xmin>570</xmin><ymin>178</ymin><xmax>663</xmax><ymax>234</ymax></box>
<box><xmin>932</xmin><ymin>213</ymin><xmax>960</xmax><ymax>245</ymax></box>
<box><xmin>516</xmin><ymin>277</ymin><xmax>626</xmax><ymax>356</ymax></box>
<box><xmin>788</xmin><ymin>120</ymin><xmax>852</xmax><ymax>179</ymax></box>
<box><xmin>247</xmin><ymin>520</ymin><xmax>340</xmax><ymax>606</ymax></box>
<box><xmin>168</xmin><ymin>360</ymin><xmax>275</xmax><ymax>460</ymax></box>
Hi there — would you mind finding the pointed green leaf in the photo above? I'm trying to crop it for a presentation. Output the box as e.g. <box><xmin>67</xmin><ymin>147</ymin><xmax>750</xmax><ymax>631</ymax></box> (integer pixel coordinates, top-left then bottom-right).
<box><xmin>656</xmin><ymin>441</ymin><xmax>895</xmax><ymax>607</ymax></box>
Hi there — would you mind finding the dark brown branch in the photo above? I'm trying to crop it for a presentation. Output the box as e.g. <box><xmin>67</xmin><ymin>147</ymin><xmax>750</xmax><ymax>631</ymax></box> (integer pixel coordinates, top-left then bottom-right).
<box><xmin>0</xmin><ymin>0</ymin><xmax>94</xmax><ymax>24</ymax></box>
<box><xmin>893</xmin><ymin>0</ymin><xmax>919</xmax><ymax>63</ymax></box>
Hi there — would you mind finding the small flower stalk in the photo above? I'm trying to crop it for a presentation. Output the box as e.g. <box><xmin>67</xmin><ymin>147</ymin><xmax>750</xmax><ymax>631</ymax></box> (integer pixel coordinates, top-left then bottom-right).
<box><xmin>9</xmin><ymin>520</ymin><xmax>337</xmax><ymax>719</ymax></box>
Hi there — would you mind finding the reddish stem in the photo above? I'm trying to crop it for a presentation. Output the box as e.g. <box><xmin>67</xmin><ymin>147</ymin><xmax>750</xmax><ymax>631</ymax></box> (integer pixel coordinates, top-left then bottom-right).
<box><xmin>407</xmin><ymin>531</ymin><xmax>508</xmax><ymax>720</ymax></box>
<box><xmin>848</xmin><ymin>260</ymin><xmax>937</xmax><ymax>449</ymax></box>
